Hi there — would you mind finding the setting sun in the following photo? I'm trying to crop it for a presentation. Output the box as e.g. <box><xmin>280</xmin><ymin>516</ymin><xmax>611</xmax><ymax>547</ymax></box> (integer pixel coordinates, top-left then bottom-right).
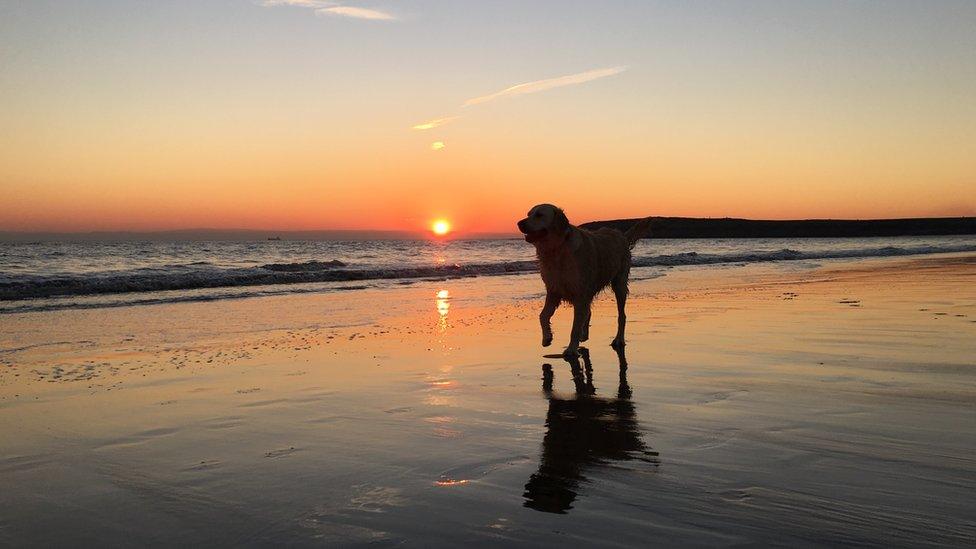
<box><xmin>432</xmin><ymin>219</ymin><xmax>451</xmax><ymax>236</ymax></box>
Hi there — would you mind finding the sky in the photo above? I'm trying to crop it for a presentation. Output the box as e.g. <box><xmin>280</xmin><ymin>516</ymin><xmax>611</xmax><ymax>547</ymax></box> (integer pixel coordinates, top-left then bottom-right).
<box><xmin>1</xmin><ymin>0</ymin><xmax>974</xmax><ymax>234</ymax></box>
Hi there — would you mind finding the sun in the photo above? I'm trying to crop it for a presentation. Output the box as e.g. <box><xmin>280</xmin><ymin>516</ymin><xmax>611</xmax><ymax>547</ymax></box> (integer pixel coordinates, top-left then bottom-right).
<box><xmin>431</xmin><ymin>219</ymin><xmax>451</xmax><ymax>236</ymax></box>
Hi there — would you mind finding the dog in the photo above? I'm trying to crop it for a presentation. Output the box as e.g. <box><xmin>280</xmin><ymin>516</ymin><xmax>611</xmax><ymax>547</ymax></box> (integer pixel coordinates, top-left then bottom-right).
<box><xmin>517</xmin><ymin>204</ymin><xmax>651</xmax><ymax>357</ymax></box>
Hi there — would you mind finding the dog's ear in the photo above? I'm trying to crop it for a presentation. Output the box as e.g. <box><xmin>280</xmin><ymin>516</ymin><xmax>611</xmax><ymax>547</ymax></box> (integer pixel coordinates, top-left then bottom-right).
<box><xmin>552</xmin><ymin>207</ymin><xmax>570</xmax><ymax>233</ymax></box>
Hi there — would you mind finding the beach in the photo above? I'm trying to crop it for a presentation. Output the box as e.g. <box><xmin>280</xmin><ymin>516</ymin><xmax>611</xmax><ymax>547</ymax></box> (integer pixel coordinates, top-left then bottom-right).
<box><xmin>6</xmin><ymin>0</ymin><xmax>975</xmax><ymax>545</ymax></box>
<box><xmin>1</xmin><ymin>254</ymin><xmax>974</xmax><ymax>546</ymax></box>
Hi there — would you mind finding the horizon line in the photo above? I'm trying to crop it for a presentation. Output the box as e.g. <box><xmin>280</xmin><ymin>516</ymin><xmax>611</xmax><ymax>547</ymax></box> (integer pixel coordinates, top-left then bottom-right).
<box><xmin>2</xmin><ymin>214</ymin><xmax>975</xmax><ymax>238</ymax></box>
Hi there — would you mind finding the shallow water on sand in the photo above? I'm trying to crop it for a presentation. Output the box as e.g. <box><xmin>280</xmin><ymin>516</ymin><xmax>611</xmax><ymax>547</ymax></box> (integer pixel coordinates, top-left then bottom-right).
<box><xmin>1</xmin><ymin>256</ymin><xmax>975</xmax><ymax>546</ymax></box>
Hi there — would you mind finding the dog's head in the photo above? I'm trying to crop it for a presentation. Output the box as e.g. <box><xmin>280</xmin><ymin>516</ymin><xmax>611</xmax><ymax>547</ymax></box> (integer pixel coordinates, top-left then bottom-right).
<box><xmin>517</xmin><ymin>204</ymin><xmax>570</xmax><ymax>246</ymax></box>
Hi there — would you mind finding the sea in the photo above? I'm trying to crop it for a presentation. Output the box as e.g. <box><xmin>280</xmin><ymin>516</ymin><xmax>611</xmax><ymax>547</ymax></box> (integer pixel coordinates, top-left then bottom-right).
<box><xmin>2</xmin><ymin>235</ymin><xmax>975</xmax><ymax>314</ymax></box>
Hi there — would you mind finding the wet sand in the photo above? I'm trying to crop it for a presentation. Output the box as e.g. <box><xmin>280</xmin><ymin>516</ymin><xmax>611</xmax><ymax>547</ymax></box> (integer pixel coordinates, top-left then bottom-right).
<box><xmin>1</xmin><ymin>255</ymin><xmax>975</xmax><ymax>546</ymax></box>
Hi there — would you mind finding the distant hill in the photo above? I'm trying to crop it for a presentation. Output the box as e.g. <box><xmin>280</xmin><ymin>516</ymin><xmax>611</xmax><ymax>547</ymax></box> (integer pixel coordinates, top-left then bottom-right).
<box><xmin>581</xmin><ymin>217</ymin><xmax>976</xmax><ymax>239</ymax></box>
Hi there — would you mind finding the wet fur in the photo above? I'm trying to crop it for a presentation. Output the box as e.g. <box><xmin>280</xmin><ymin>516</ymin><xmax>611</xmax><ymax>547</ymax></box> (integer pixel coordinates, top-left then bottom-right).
<box><xmin>517</xmin><ymin>204</ymin><xmax>651</xmax><ymax>356</ymax></box>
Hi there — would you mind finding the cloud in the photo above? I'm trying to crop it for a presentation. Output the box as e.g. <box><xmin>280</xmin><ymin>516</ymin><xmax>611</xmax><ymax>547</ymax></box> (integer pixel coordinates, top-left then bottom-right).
<box><xmin>463</xmin><ymin>66</ymin><xmax>628</xmax><ymax>106</ymax></box>
<box><xmin>261</xmin><ymin>1</ymin><xmax>395</xmax><ymax>21</ymax></box>
<box><xmin>261</xmin><ymin>0</ymin><xmax>331</xmax><ymax>7</ymax></box>
<box><xmin>408</xmin><ymin>66</ymin><xmax>627</xmax><ymax>136</ymax></box>
<box><xmin>318</xmin><ymin>6</ymin><xmax>394</xmax><ymax>20</ymax></box>
<box><xmin>412</xmin><ymin>116</ymin><xmax>460</xmax><ymax>131</ymax></box>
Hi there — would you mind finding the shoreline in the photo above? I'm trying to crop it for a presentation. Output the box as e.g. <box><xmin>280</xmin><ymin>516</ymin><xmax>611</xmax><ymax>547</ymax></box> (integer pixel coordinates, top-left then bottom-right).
<box><xmin>3</xmin><ymin>253</ymin><xmax>975</xmax><ymax>392</ymax></box>
<box><xmin>3</xmin><ymin>238</ymin><xmax>976</xmax><ymax>312</ymax></box>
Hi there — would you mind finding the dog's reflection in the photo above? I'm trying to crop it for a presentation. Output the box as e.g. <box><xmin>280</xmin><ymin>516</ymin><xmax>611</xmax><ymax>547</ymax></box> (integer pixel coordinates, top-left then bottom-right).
<box><xmin>523</xmin><ymin>347</ymin><xmax>659</xmax><ymax>514</ymax></box>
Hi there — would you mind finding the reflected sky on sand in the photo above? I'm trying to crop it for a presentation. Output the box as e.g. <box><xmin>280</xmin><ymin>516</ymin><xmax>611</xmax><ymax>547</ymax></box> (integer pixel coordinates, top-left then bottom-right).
<box><xmin>2</xmin><ymin>257</ymin><xmax>975</xmax><ymax>545</ymax></box>
<box><xmin>524</xmin><ymin>347</ymin><xmax>660</xmax><ymax>513</ymax></box>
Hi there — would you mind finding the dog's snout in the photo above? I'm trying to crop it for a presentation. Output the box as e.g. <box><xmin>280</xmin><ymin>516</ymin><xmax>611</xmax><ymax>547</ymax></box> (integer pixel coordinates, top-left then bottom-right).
<box><xmin>517</xmin><ymin>219</ymin><xmax>528</xmax><ymax>233</ymax></box>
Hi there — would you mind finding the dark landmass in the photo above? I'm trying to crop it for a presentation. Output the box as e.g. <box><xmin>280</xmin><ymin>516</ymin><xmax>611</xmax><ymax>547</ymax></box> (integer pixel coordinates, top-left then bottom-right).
<box><xmin>582</xmin><ymin>217</ymin><xmax>976</xmax><ymax>239</ymax></box>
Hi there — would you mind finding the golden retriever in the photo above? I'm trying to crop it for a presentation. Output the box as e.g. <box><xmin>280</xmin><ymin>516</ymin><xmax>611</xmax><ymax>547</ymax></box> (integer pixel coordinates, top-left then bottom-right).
<box><xmin>517</xmin><ymin>204</ymin><xmax>651</xmax><ymax>357</ymax></box>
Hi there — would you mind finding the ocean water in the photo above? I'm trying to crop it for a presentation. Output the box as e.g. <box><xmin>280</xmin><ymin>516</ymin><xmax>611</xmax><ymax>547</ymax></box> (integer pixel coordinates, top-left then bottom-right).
<box><xmin>1</xmin><ymin>235</ymin><xmax>975</xmax><ymax>313</ymax></box>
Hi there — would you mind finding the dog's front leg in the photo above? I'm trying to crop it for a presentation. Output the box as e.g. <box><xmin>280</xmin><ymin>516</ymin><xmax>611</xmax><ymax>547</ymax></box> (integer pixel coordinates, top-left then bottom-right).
<box><xmin>539</xmin><ymin>293</ymin><xmax>559</xmax><ymax>347</ymax></box>
<box><xmin>563</xmin><ymin>299</ymin><xmax>591</xmax><ymax>358</ymax></box>
<box><xmin>611</xmin><ymin>279</ymin><xmax>628</xmax><ymax>348</ymax></box>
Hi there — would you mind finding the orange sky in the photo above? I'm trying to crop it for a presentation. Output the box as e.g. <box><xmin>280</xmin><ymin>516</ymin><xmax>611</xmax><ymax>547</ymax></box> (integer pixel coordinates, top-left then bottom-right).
<box><xmin>2</xmin><ymin>1</ymin><xmax>974</xmax><ymax>233</ymax></box>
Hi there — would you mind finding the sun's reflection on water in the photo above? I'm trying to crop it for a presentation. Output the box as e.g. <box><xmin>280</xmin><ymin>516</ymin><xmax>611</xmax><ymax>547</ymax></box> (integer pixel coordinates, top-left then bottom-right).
<box><xmin>436</xmin><ymin>289</ymin><xmax>450</xmax><ymax>331</ymax></box>
<box><xmin>434</xmin><ymin>478</ymin><xmax>469</xmax><ymax>486</ymax></box>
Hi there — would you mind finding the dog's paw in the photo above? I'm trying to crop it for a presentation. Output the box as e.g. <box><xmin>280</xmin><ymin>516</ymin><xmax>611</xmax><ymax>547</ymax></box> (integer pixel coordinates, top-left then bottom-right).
<box><xmin>610</xmin><ymin>337</ymin><xmax>625</xmax><ymax>349</ymax></box>
<box><xmin>562</xmin><ymin>347</ymin><xmax>580</xmax><ymax>359</ymax></box>
<box><xmin>542</xmin><ymin>330</ymin><xmax>553</xmax><ymax>347</ymax></box>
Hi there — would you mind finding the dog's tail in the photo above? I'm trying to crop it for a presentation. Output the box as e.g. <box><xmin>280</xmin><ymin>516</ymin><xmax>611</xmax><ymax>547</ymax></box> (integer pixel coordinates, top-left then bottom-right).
<box><xmin>625</xmin><ymin>217</ymin><xmax>653</xmax><ymax>248</ymax></box>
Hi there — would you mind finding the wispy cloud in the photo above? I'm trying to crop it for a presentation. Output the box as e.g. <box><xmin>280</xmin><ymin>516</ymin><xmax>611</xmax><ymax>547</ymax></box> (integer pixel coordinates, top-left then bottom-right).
<box><xmin>261</xmin><ymin>1</ymin><xmax>395</xmax><ymax>21</ymax></box>
<box><xmin>261</xmin><ymin>0</ymin><xmax>331</xmax><ymax>7</ymax></box>
<box><xmin>463</xmin><ymin>66</ymin><xmax>627</xmax><ymax>106</ymax></box>
<box><xmin>319</xmin><ymin>6</ymin><xmax>394</xmax><ymax>20</ymax></box>
<box><xmin>411</xmin><ymin>66</ymin><xmax>627</xmax><ymax>131</ymax></box>
<box><xmin>412</xmin><ymin>116</ymin><xmax>460</xmax><ymax>131</ymax></box>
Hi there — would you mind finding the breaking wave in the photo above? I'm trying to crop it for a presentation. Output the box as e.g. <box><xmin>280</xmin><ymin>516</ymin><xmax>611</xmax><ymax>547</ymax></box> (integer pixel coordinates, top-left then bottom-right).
<box><xmin>631</xmin><ymin>244</ymin><xmax>976</xmax><ymax>267</ymax></box>
<box><xmin>2</xmin><ymin>242</ymin><xmax>975</xmax><ymax>308</ymax></box>
<box><xmin>0</xmin><ymin>260</ymin><xmax>538</xmax><ymax>301</ymax></box>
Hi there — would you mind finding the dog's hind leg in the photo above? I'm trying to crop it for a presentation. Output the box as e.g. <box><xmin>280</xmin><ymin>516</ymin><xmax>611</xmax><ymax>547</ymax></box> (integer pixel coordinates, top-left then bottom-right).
<box><xmin>611</xmin><ymin>276</ymin><xmax>628</xmax><ymax>348</ymax></box>
<box><xmin>580</xmin><ymin>309</ymin><xmax>591</xmax><ymax>342</ymax></box>
<box><xmin>540</xmin><ymin>292</ymin><xmax>560</xmax><ymax>347</ymax></box>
